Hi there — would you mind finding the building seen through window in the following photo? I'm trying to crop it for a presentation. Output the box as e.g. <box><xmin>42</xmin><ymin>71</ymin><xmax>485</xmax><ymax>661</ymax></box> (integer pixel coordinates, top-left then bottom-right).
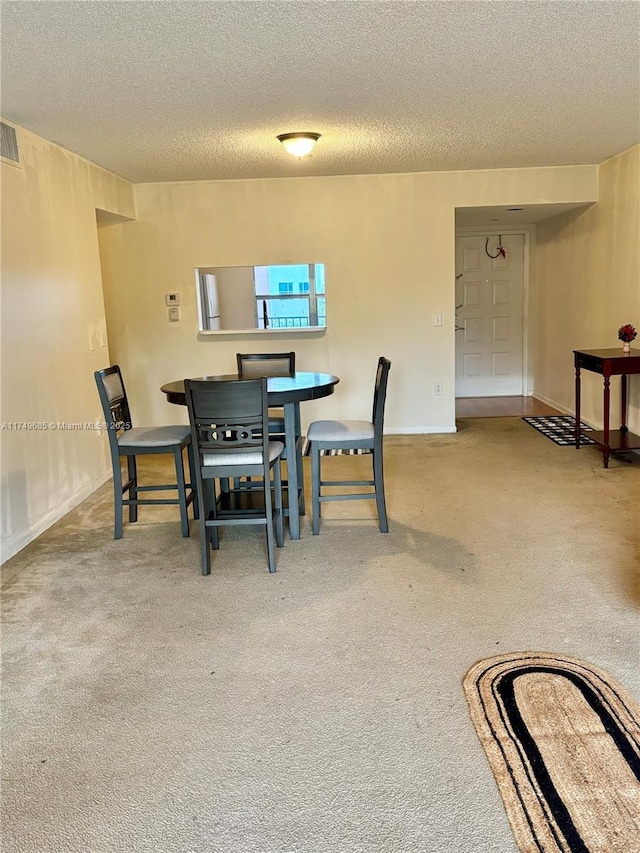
<box><xmin>255</xmin><ymin>264</ymin><xmax>325</xmax><ymax>328</ymax></box>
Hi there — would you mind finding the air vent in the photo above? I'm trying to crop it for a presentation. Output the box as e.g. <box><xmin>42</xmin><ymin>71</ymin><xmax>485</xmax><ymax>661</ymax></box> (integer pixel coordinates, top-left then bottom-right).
<box><xmin>1</xmin><ymin>122</ymin><xmax>20</xmax><ymax>163</ymax></box>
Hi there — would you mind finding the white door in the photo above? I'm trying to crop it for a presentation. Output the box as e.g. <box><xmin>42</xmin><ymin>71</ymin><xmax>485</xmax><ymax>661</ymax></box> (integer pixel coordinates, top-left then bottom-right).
<box><xmin>455</xmin><ymin>234</ymin><xmax>525</xmax><ymax>397</ymax></box>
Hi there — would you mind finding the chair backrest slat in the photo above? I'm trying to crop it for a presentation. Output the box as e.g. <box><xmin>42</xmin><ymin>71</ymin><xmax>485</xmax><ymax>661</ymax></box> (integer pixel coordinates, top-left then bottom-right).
<box><xmin>236</xmin><ymin>351</ymin><xmax>296</xmax><ymax>379</ymax></box>
<box><xmin>372</xmin><ymin>357</ymin><xmax>391</xmax><ymax>434</ymax></box>
<box><xmin>185</xmin><ymin>378</ymin><xmax>270</xmax><ymax>462</ymax></box>
<box><xmin>94</xmin><ymin>365</ymin><xmax>132</xmax><ymax>448</ymax></box>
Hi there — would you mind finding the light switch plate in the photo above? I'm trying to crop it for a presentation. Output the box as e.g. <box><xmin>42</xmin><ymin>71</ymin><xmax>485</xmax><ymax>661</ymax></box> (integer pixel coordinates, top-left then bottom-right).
<box><xmin>86</xmin><ymin>322</ymin><xmax>96</xmax><ymax>352</ymax></box>
<box><xmin>168</xmin><ymin>306</ymin><xmax>180</xmax><ymax>322</ymax></box>
<box><xmin>96</xmin><ymin>319</ymin><xmax>107</xmax><ymax>348</ymax></box>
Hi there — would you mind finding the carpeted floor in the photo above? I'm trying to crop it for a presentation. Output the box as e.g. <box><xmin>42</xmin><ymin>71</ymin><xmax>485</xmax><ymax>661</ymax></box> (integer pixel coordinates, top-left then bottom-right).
<box><xmin>2</xmin><ymin>418</ymin><xmax>639</xmax><ymax>853</ymax></box>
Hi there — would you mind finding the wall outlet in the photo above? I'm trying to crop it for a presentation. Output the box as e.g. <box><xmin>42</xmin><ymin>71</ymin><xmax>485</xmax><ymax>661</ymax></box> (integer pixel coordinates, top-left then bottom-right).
<box><xmin>433</xmin><ymin>381</ymin><xmax>443</xmax><ymax>396</ymax></box>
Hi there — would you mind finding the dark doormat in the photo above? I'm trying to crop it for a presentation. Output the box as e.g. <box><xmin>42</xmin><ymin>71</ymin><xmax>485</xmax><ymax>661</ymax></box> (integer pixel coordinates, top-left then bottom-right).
<box><xmin>522</xmin><ymin>415</ymin><xmax>596</xmax><ymax>446</ymax></box>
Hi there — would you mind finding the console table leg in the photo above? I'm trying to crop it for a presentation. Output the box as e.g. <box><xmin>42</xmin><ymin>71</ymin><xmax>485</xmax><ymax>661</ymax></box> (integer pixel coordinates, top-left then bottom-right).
<box><xmin>574</xmin><ymin>363</ymin><xmax>581</xmax><ymax>449</ymax></box>
<box><xmin>620</xmin><ymin>375</ymin><xmax>628</xmax><ymax>434</ymax></box>
<box><xmin>603</xmin><ymin>375</ymin><xmax>611</xmax><ymax>469</ymax></box>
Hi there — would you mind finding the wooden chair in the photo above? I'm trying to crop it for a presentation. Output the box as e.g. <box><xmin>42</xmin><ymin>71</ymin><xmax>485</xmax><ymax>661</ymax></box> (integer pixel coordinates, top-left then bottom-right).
<box><xmin>95</xmin><ymin>365</ymin><xmax>198</xmax><ymax>539</ymax></box>
<box><xmin>306</xmin><ymin>357</ymin><xmax>391</xmax><ymax>534</ymax></box>
<box><xmin>236</xmin><ymin>351</ymin><xmax>295</xmax><ymax>431</ymax></box>
<box><xmin>184</xmin><ymin>377</ymin><xmax>284</xmax><ymax>574</ymax></box>
<box><xmin>235</xmin><ymin>351</ymin><xmax>301</xmax><ymax>510</ymax></box>
<box><xmin>236</xmin><ymin>351</ymin><xmax>296</xmax><ymax>378</ymax></box>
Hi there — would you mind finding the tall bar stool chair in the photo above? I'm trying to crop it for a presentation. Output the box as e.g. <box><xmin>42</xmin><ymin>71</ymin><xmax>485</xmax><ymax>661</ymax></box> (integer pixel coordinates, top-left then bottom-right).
<box><xmin>236</xmin><ymin>351</ymin><xmax>296</xmax><ymax>432</ymax></box>
<box><xmin>95</xmin><ymin>365</ymin><xmax>198</xmax><ymax>539</ymax></box>
<box><xmin>235</xmin><ymin>352</ymin><xmax>301</xmax><ymax>510</ymax></box>
<box><xmin>306</xmin><ymin>357</ymin><xmax>391</xmax><ymax>534</ymax></box>
<box><xmin>185</xmin><ymin>377</ymin><xmax>284</xmax><ymax>574</ymax></box>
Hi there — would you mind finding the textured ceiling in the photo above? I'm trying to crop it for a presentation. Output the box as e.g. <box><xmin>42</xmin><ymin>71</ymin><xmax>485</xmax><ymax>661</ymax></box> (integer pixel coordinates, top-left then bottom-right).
<box><xmin>1</xmin><ymin>1</ymin><xmax>639</xmax><ymax>183</ymax></box>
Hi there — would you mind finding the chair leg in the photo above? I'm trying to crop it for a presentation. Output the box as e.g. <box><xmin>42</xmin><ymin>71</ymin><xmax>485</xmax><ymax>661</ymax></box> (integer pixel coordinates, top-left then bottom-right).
<box><xmin>205</xmin><ymin>478</ymin><xmax>219</xmax><ymax>549</ymax></box>
<box><xmin>264</xmin><ymin>471</ymin><xmax>277</xmax><ymax>573</ymax></box>
<box><xmin>295</xmin><ymin>405</ymin><xmax>305</xmax><ymax>516</ymax></box>
<box><xmin>197</xmin><ymin>476</ymin><xmax>212</xmax><ymax>575</ymax></box>
<box><xmin>113</xmin><ymin>458</ymin><xmax>124</xmax><ymax>540</ymax></box>
<box><xmin>200</xmin><ymin>515</ymin><xmax>211</xmax><ymax>576</ymax></box>
<box><xmin>127</xmin><ymin>455</ymin><xmax>138</xmax><ymax>523</ymax></box>
<box><xmin>311</xmin><ymin>442</ymin><xmax>321</xmax><ymax>535</ymax></box>
<box><xmin>174</xmin><ymin>446</ymin><xmax>190</xmax><ymax>538</ymax></box>
<box><xmin>373</xmin><ymin>449</ymin><xmax>388</xmax><ymax>533</ymax></box>
<box><xmin>274</xmin><ymin>461</ymin><xmax>284</xmax><ymax>547</ymax></box>
<box><xmin>187</xmin><ymin>441</ymin><xmax>199</xmax><ymax>520</ymax></box>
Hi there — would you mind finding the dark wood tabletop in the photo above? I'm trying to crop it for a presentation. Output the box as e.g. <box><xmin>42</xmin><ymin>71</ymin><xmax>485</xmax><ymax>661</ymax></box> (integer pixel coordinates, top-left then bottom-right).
<box><xmin>573</xmin><ymin>348</ymin><xmax>640</xmax><ymax>374</ymax></box>
<box><xmin>161</xmin><ymin>372</ymin><xmax>340</xmax><ymax>407</ymax></box>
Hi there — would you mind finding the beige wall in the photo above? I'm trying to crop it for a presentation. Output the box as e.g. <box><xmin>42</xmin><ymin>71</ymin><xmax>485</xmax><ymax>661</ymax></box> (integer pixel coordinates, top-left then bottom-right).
<box><xmin>1</xmin><ymin>123</ymin><xmax>135</xmax><ymax>561</ymax></box>
<box><xmin>99</xmin><ymin>166</ymin><xmax>598</xmax><ymax>432</ymax></box>
<box><xmin>534</xmin><ymin>145</ymin><xmax>640</xmax><ymax>435</ymax></box>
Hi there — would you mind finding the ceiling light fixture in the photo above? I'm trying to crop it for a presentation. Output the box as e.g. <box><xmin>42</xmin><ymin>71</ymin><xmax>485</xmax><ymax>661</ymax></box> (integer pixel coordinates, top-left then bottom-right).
<box><xmin>277</xmin><ymin>132</ymin><xmax>321</xmax><ymax>159</ymax></box>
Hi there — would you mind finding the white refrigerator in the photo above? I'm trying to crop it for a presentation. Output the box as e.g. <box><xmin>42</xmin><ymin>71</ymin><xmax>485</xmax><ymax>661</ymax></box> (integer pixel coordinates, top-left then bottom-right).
<box><xmin>200</xmin><ymin>273</ymin><xmax>221</xmax><ymax>331</ymax></box>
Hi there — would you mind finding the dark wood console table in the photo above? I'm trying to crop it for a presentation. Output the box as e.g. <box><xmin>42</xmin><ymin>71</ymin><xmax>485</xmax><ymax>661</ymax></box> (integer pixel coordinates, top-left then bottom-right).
<box><xmin>573</xmin><ymin>348</ymin><xmax>640</xmax><ymax>468</ymax></box>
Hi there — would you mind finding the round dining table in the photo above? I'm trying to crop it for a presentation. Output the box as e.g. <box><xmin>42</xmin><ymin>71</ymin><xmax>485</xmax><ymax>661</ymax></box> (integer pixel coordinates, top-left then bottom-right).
<box><xmin>161</xmin><ymin>372</ymin><xmax>340</xmax><ymax>539</ymax></box>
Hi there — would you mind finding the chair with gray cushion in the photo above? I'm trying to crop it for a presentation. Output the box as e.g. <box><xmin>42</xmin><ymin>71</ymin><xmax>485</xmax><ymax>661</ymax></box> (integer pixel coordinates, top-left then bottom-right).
<box><xmin>236</xmin><ymin>351</ymin><xmax>295</xmax><ymax>431</ymax></box>
<box><xmin>306</xmin><ymin>357</ymin><xmax>391</xmax><ymax>534</ymax></box>
<box><xmin>236</xmin><ymin>351</ymin><xmax>296</xmax><ymax>378</ymax></box>
<box><xmin>95</xmin><ymin>365</ymin><xmax>197</xmax><ymax>539</ymax></box>
<box><xmin>185</xmin><ymin>377</ymin><xmax>284</xmax><ymax>574</ymax></box>
<box><xmin>235</xmin><ymin>351</ymin><xmax>301</xmax><ymax>508</ymax></box>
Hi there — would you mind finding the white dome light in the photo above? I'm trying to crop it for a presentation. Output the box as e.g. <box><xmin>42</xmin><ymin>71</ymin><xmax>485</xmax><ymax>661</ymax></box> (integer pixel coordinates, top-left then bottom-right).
<box><xmin>277</xmin><ymin>132</ymin><xmax>321</xmax><ymax>158</ymax></box>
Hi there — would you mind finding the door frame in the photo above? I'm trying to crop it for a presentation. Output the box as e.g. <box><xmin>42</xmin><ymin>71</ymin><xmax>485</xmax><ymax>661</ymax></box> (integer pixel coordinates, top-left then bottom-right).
<box><xmin>455</xmin><ymin>225</ymin><xmax>536</xmax><ymax>397</ymax></box>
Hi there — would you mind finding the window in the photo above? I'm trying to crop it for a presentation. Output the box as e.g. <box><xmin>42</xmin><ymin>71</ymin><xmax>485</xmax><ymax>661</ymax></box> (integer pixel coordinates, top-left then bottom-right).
<box><xmin>195</xmin><ymin>263</ymin><xmax>326</xmax><ymax>332</ymax></box>
<box><xmin>254</xmin><ymin>264</ymin><xmax>325</xmax><ymax>329</ymax></box>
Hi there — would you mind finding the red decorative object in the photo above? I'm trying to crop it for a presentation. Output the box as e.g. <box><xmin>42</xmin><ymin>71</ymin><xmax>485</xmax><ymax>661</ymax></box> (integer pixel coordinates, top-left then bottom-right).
<box><xmin>618</xmin><ymin>323</ymin><xmax>637</xmax><ymax>343</ymax></box>
<box><xmin>485</xmin><ymin>236</ymin><xmax>506</xmax><ymax>260</ymax></box>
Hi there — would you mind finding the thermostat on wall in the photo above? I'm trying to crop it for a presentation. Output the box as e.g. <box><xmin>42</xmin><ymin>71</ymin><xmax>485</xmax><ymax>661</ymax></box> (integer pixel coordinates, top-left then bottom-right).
<box><xmin>165</xmin><ymin>292</ymin><xmax>180</xmax><ymax>306</ymax></box>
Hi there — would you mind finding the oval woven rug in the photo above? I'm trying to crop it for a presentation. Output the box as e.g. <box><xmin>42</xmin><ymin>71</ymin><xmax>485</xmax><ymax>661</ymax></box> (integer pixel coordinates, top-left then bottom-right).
<box><xmin>463</xmin><ymin>652</ymin><xmax>640</xmax><ymax>853</ymax></box>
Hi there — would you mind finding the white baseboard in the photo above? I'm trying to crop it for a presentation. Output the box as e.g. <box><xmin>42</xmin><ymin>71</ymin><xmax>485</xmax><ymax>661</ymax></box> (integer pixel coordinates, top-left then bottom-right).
<box><xmin>531</xmin><ymin>393</ymin><xmax>578</xmax><ymax>419</ymax></box>
<box><xmin>387</xmin><ymin>426</ymin><xmax>458</xmax><ymax>435</ymax></box>
<box><xmin>303</xmin><ymin>426</ymin><xmax>458</xmax><ymax>441</ymax></box>
<box><xmin>1</xmin><ymin>468</ymin><xmax>112</xmax><ymax>564</ymax></box>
